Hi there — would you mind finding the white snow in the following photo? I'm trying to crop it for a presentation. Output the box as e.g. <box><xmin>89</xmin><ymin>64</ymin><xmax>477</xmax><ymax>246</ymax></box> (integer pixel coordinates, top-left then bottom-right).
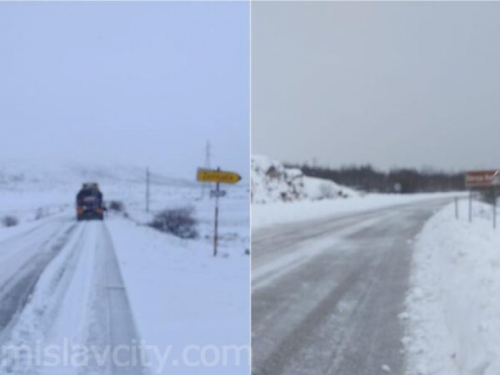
<box><xmin>382</xmin><ymin>364</ymin><xmax>392</xmax><ymax>372</ymax></box>
<box><xmin>0</xmin><ymin>160</ymin><xmax>249</xmax><ymax>374</ymax></box>
<box><xmin>0</xmin><ymin>158</ymin><xmax>248</xmax><ymax>246</ymax></box>
<box><xmin>0</xmin><ymin>158</ymin><xmax>195</xmax><ymax>228</ymax></box>
<box><xmin>253</xmin><ymin>192</ymin><xmax>462</xmax><ymax>231</ymax></box>
<box><xmin>107</xmin><ymin>218</ymin><xmax>249</xmax><ymax>374</ymax></box>
<box><xmin>404</xmin><ymin>199</ymin><xmax>500</xmax><ymax>375</ymax></box>
<box><xmin>251</xmin><ymin>155</ymin><xmax>357</xmax><ymax>204</ymax></box>
<box><xmin>252</xmin><ymin>155</ymin><xmax>463</xmax><ymax>231</ymax></box>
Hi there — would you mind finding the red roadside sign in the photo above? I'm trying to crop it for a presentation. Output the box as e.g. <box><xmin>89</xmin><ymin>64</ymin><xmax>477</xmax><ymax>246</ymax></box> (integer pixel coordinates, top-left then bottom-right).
<box><xmin>465</xmin><ymin>170</ymin><xmax>500</xmax><ymax>188</ymax></box>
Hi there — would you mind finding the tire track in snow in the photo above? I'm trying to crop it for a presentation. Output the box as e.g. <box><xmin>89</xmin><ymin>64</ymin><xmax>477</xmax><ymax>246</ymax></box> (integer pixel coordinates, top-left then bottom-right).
<box><xmin>0</xmin><ymin>223</ymin><xmax>88</xmax><ymax>374</ymax></box>
<box><xmin>81</xmin><ymin>223</ymin><xmax>144</xmax><ymax>375</ymax></box>
<box><xmin>0</xmin><ymin>221</ymin><xmax>144</xmax><ymax>375</ymax></box>
<box><xmin>0</xmin><ymin>219</ymin><xmax>77</xmax><ymax>335</ymax></box>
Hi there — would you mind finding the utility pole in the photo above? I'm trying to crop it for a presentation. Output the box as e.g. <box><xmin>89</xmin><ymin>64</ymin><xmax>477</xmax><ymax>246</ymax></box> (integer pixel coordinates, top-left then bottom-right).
<box><xmin>146</xmin><ymin>167</ymin><xmax>150</xmax><ymax>213</ymax></box>
<box><xmin>205</xmin><ymin>140</ymin><xmax>212</xmax><ymax>169</ymax></box>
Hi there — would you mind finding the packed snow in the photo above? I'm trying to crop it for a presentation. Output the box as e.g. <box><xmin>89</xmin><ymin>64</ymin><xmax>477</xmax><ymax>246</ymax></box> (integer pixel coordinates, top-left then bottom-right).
<box><xmin>404</xmin><ymin>198</ymin><xmax>500</xmax><ymax>375</ymax></box>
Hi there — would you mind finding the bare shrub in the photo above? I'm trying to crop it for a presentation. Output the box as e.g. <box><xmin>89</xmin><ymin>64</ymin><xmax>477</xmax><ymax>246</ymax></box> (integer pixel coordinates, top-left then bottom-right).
<box><xmin>108</xmin><ymin>200</ymin><xmax>125</xmax><ymax>213</ymax></box>
<box><xmin>149</xmin><ymin>207</ymin><xmax>198</xmax><ymax>239</ymax></box>
<box><xmin>2</xmin><ymin>215</ymin><xmax>19</xmax><ymax>227</ymax></box>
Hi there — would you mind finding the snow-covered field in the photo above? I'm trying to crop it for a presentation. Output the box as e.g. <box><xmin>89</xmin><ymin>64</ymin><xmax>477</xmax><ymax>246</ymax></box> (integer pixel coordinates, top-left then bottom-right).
<box><xmin>107</xmin><ymin>219</ymin><xmax>249</xmax><ymax>373</ymax></box>
<box><xmin>404</xmin><ymin>199</ymin><xmax>500</xmax><ymax>375</ymax></box>
<box><xmin>0</xmin><ymin>160</ymin><xmax>249</xmax><ymax>374</ymax></box>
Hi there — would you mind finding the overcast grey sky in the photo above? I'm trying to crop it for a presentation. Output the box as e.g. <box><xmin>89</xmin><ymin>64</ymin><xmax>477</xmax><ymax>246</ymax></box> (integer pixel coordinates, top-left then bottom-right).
<box><xmin>252</xmin><ymin>2</ymin><xmax>500</xmax><ymax>171</ymax></box>
<box><xmin>0</xmin><ymin>2</ymin><xmax>249</xmax><ymax>179</ymax></box>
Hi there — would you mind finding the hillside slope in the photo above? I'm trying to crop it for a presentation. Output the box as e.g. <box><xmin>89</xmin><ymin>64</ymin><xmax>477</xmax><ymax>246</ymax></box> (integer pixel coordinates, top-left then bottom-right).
<box><xmin>0</xmin><ymin>158</ymin><xmax>194</xmax><ymax>192</ymax></box>
<box><xmin>252</xmin><ymin>155</ymin><xmax>357</xmax><ymax>204</ymax></box>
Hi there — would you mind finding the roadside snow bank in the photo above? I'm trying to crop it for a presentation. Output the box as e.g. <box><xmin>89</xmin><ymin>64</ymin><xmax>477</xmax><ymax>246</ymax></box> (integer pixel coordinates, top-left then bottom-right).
<box><xmin>253</xmin><ymin>192</ymin><xmax>461</xmax><ymax>230</ymax></box>
<box><xmin>107</xmin><ymin>218</ymin><xmax>249</xmax><ymax>375</ymax></box>
<box><xmin>404</xmin><ymin>200</ymin><xmax>500</xmax><ymax>375</ymax></box>
<box><xmin>251</xmin><ymin>155</ymin><xmax>356</xmax><ymax>204</ymax></box>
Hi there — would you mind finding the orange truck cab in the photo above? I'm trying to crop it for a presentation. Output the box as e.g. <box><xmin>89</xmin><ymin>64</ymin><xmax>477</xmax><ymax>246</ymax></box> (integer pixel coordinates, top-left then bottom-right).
<box><xmin>76</xmin><ymin>183</ymin><xmax>105</xmax><ymax>221</ymax></box>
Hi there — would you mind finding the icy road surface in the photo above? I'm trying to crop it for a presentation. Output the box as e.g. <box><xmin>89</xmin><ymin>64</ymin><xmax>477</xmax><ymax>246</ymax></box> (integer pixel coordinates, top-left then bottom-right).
<box><xmin>252</xmin><ymin>198</ymin><xmax>451</xmax><ymax>375</ymax></box>
<box><xmin>0</xmin><ymin>215</ymin><xmax>143</xmax><ymax>375</ymax></box>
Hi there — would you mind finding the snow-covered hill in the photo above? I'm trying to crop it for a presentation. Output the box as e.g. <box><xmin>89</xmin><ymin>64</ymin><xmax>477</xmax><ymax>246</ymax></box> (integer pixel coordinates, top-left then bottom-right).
<box><xmin>252</xmin><ymin>155</ymin><xmax>357</xmax><ymax>204</ymax></box>
<box><xmin>0</xmin><ymin>159</ymin><xmax>195</xmax><ymax>223</ymax></box>
<box><xmin>0</xmin><ymin>158</ymin><xmax>195</xmax><ymax>192</ymax></box>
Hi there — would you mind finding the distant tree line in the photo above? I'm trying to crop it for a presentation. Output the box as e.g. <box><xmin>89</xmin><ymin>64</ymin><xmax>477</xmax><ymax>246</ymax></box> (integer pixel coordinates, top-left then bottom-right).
<box><xmin>286</xmin><ymin>163</ymin><xmax>466</xmax><ymax>193</ymax></box>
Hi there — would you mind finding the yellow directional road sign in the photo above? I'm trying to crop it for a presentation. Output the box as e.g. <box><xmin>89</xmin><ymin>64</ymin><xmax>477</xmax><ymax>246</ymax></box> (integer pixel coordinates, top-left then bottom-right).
<box><xmin>197</xmin><ymin>169</ymin><xmax>241</xmax><ymax>184</ymax></box>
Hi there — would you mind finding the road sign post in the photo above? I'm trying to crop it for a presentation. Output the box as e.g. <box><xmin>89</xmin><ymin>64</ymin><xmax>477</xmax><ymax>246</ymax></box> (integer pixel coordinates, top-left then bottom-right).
<box><xmin>196</xmin><ymin>167</ymin><xmax>241</xmax><ymax>256</ymax></box>
<box><xmin>494</xmin><ymin>188</ymin><xmax>497</xmax><ymax>229</ymax></box>
<box><xmin>465</xmin><ymin>170</ymin><xmax>500</xmax><ymax>228</ymax></box>
<box><xmin>213</xmin><ymin>181</ymin><xmax>220</xmax><ymax>257</ymax></box>
<box><xmin>469</xmin><ymin>190</ymin><xmax>472</xmax><ymax>223</ymax></box>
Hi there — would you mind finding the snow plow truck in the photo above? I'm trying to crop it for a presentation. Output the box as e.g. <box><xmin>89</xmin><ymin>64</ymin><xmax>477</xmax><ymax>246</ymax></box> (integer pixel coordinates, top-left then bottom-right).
<box><xmin>76</xmin><ymin>183</ymin><xmax>105</xmax><ymax>221</ymax></box>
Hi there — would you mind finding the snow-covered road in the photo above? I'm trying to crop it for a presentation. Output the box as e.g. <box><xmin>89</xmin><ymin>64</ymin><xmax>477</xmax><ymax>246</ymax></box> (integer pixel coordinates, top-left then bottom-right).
<box><xmin>0</xmin><ymin>216</ymin><xmax>143</xmax><ymax>375</ymax></box>
<box><xmin>0</xmin><ymin>208</ymin><xmax>249</xmax><ymax>375</ymax></box>
<box><xmin>252</xmin><ymin>198</ymin><xmax>451</xmax><ymax>375</ymax></box>
<box><xmin>0</xmin><ymin>217</ymin><xmax>77</xmax><ymax>333</ymax></box>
